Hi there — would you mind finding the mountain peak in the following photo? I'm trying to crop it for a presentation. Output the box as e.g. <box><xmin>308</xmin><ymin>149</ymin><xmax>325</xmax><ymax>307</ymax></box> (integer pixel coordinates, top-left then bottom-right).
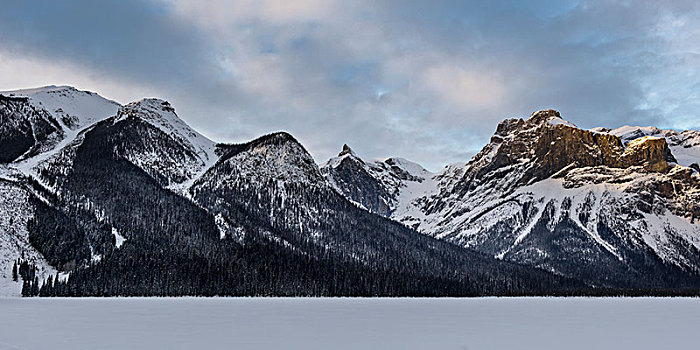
<box><xmin>526</xmin><ymin>109</ymin><xmax>577</xmax><ymax>128</ymax></box>
<box><xmin>116</xmin><ymin>98</ymin><xmax>182</xmax><ymax>132</ymax></box>
<box><xmin>529</xmin><ymin>109</ymin><xmax>561</xmax><ymax>119</ymax></box>
<box><xmin>258</xmin><ymin>131</ymin><xmax>298</xmax><ymax>145</ymax></box>
<box><xmin>208</xmin><ymin>131</ymin><xmax>323</xmax><ymax>187</ymax></box>
<box><xmin>118</xmin><ymin>98</ymin><xmax>174</xmax><ymax>116</ymax></box>
<box><xmin>116</xmin><ymin>98</ymin><xmax>216</xmax><ymax>166</ymax></box>
<box><xmin>1</xmin><ymin>85</ymin><xmax>120</xmax><ymax>131</ymax></box>
<box><xmin>463</xmin><ymin>109</ymin><xmax>678</xmax><ymax>196</ymax></box>
<box><xmin>1</xmin><ymin>85</ymin><xmax>77</xmax><ymax>96</ymax></box>
<box><xmin>339</xmin><ymin>144</ymin><xmax>356</xmax><ymax>157</ymax></box>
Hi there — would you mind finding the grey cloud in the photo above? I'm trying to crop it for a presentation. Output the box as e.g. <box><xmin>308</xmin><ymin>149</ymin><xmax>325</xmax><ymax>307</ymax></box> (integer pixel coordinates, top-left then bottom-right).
<box><xmin>0</xmin><ymin>0</ymin><xmax>697</xmax><ymax>170</ymax></box>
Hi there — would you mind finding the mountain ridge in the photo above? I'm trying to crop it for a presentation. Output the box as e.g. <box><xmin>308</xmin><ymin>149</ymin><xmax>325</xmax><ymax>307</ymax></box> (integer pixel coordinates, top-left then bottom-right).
<box><xmin>0</xmin><ymin>85</ymin><xmax>589</xmax><ymax>297</ymax></box>
<box><xmin>322</xmin><ymin>109</ymin><xmax>700</xmax><ymax>288</ymax></box>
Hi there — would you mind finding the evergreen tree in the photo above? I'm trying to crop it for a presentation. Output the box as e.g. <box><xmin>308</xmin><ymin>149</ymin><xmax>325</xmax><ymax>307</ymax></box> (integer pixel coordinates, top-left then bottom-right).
<box><xmin>32</xmin><ymin>276</ymin><xmax>39</xmax><ymax>296</ymax></box>
<box><xmin>21</xmin><ymin>279</ymin><xmax>31</xmax><ymax>297</ymax></box>
<box><xmin>12</xmin><ymin>261</ymin><xmax>18</xmax><ymax>282</ymax></box>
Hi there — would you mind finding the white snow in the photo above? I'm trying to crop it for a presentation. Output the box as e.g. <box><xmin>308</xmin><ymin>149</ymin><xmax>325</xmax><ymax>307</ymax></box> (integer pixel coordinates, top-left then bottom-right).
<box><xmin>547</xmin><ymin>116</ymin><xmax>578</xmax><ymax>128</ymax></box>
<box><xmin>112</xmin><ymin>227</ymin><xmax>126</xmax><ymax>248</ymax></box>
<box><xmin>0</xmin><ymin>174</ymin><xmax>57</xmax><ymax>296</ymax></box>
<box><xmin>1</xmin><ymin>85</ymin><xmax>120</xmax><ymax>130</ymax></box>
<box><xmin>114</xmin><ymin>98</ymin><xmax>220</xmax><ymax>189</ymax></box>
<box><xmin>6</xmin><ymin>85</ymin><xmax>120</xmax><ymax>181</ymax></box>
<box><xmin>0</xmin><ymin>298</ymin><xmax>697</xmax><ymax>350</ymax></box>
<box><xmin>390</xmin><ymin>172</ymin><xmax>439</xmax><ymax>228</ymax></box>
<box><xmin>495</xmin><ymin>198</ymin><xmax>547</xmax><ymax>259</ymax></box>
<box><xmin>116</xmin><ymin>98</ymin><xmax>217</xmax><ymax>165</ymax></box>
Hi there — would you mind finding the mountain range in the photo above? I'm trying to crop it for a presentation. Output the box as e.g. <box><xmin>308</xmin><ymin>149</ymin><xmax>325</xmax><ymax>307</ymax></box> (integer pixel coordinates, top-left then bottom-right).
<box><xmin>1</xmin><ymin>85</ymin><xmax>699</xmax><ymax>297</ymax></box>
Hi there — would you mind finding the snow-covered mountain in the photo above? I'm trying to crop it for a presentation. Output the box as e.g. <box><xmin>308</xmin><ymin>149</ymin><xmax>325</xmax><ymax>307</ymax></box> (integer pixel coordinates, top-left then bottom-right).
<box><xmin>4</xmin><ymin>85</ymin><xmax>120</xmax><ymax>129</ymax></box>
<box><xmin>324</xmin><ymin>110</ymin><xmax>700</xmax><ymax>288</ymax></box>
<box><xmin>320</xmin><ymin>144</ymin><xmax>434</xmax><ymax>217</ymax></box>
<box><xmin>0</xmin><ymin>86</ymin><xmax>119</xmax><ymax>295</ymax></box>
<box><xmin>1</xmin><ymin>86</ymin><xmax>580</xmax><ymax>297</ymax></box>
<box><xmin>3</xmin><ymin>85</ymin><xmax>699</xmax><ymax>295</ymax></box>
<box><xmin>109</xmin><ymin>98</ymin><xmax>217</xmax><ymax>187</ymax></box>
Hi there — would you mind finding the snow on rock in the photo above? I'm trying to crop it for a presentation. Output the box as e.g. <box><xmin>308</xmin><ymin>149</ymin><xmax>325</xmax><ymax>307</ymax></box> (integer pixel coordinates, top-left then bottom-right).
<box><xmin>112</xmin><ymin>227</ymin><xmax>126</xmax><ymax>249</ymax></box>
<box><xmin>114</xmin><ymin>99</ymin><xmax>219</xmax><ymax>187</ymax></box>
<box><xmin>601</xmin><ymin>125</ymin><xmax>700</xmax><ymax>171</ymax></box>
<box><xmin>116</xmin><ymin>98</ymin><xmax>216</xmax><ymax>164</ymax></box>
<box><xmin>6</xmin><ymin>86</ymin><xmax>120</xmax><ymax>180</ymax></box>
<box><xmin>546</xmin><ymin>116</ymin><xmax>578</xmax><ymax>128</ymax></box>
<box><xmin>320</xmin><ymin>145</ymin><xmax>434</xmax><ymax>218</ymax></box>
<box><xmin>323</xmin><ymin>109</ymin><xmax>700</xmax><ymax>285</ymax></box>
<box><xmin>0</xmin><ymin>172</ymin><xmax>56</xmax><ymax>297</ymax></box>
<box><xmin>2</xmin><ymin>85</ymin><xmax>120</xmax><ymax>130</ymax></box>
<box><xmin>212</xmin><ymin>132</ymin><xmax>323</xmax><ymax>185</ymax></box>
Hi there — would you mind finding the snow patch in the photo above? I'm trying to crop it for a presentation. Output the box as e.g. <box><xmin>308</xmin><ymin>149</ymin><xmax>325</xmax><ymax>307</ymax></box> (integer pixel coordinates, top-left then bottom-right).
<box><xmin>112</xmin><ymin>227</ymin><xmax>126</xmax><ymax>248</ymax></box>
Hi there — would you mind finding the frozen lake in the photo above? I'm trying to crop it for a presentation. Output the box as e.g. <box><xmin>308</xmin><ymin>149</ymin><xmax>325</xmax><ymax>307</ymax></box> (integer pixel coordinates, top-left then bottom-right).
<box><xmin>0</xmin><ymin>297</ymin><xmax>698</xmax><ymax>350</ymax></box>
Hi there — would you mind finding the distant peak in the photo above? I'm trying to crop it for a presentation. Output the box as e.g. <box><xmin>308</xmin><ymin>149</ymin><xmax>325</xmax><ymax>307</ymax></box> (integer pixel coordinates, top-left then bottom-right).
<box><xmin>125</xmin><ymin>98</ymin><xmax>172</xmax><ymax>109</ymax></box>
<box><xmin>117</xmin><ymin>98</ymin><xmax>174</xmax><ymax>119</ymax></box>
<box><xmin>1</xmin><ymin>85</ymin><xmax>82</xmax><ymax>96</ymax></box>
<box><xmin>528</xmin><ymin>109</ymin><xmax>561</xmax><ymax>120</ymax></box>
<box><xmin>526</xmin><ymin>109</ymin><xmax>577</xmax><ymax>128</ymax></box>
<box><xmin>243</xmin><ymin>132</ymin><xmax>304</xmax><ymax>151</ymax></box>
<box><xmin>339</xmin><ymin>144</ymin><xmax>357</xmax><ymax>157</ymax></box>
<box><xmin>261</xmin><ymin>131</ymin><xmax>297</xmax><ymax>143</ymax></box>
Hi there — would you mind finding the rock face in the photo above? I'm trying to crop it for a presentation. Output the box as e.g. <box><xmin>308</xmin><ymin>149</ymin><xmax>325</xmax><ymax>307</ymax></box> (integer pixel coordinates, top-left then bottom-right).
<box><xmin>600</xmin><ymin>125</ymin><xmax>700</xmax><ymax>171</ymax></box>
<box><xmin>110</xmin><ymin>99</ymin><xmax>217</xmax><ymax>186</ymax></box>
<box><xmin>323</xmin><ymin>109</ymin><xmax>700</xmax><ymax>288</ymax></box>
<box><xmin>0</xmin><ymin>95</ymin><xmax>64</xmax><ymax>162</ymax></box>
<box><xmin>320</xmin><ymin>146</ymin><xmax>432</xmax><ymax>217</ymax></box>
<box><xmin>320</xmin><ymin>145</ymin><xmax>393</xmax><ymax>216</ymax></box>
<box><xmin>466</xmin><ymin>110</ymin><xmax>673</xmax><ymax>190</ymax></box>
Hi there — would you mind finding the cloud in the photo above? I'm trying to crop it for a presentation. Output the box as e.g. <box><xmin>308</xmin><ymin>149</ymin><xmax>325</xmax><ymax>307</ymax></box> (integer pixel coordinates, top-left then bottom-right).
<box><xmin>0</xmin><ymin>52</ymin><xmax>161</xmax><ymax>105</ymax></box>
<box><xmin>422</xmin><ymin>64</ymin><xmax>508</xmax><ymax>110</ymax></box>
<box><xmin>0</xmin><ymin>0</ymin><xmax>697</xmax><ymax>170</ymax></box>
<box><xmin>161</xmin><ymin>0</ymin><xmax>338</xmax><ymax>26</ymax></box>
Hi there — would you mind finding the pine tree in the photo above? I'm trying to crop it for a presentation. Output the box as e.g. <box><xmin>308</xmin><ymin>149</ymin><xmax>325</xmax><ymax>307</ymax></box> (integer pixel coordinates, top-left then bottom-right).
<box><xmin>21</xmin><ymin>279</ymin><xmax>30</xmax><ymax>297</ymax></box>
<box><xmin>12</xmin><ymin>261</ymin><xmax>18</xmax><ymax>282</ymax></box>
<box><xmin>54</xmin><ymin>272</ymin><xmax>60</xmax><ymax>296</ymax></box>
<box><xmin>32</xmin><ymin>276</ymin><xmax>39</xmax><ymax>296</ymax></box>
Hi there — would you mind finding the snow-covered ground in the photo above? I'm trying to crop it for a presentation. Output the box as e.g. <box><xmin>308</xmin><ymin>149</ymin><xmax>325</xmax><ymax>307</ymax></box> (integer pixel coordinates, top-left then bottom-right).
<box><xmin>0</xmin><ymin>297</ymin><xmax>698</xmax><ymax>350</ymax></box>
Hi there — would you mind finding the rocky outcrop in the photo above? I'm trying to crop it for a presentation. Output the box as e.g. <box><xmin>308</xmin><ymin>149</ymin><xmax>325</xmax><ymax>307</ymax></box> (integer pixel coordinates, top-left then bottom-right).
<box><xmin>320</xmin><ymin>145</ymin><xmax>433</xmax><ymax>217</ymax></box>
<box><xmin>0</xmin><ymin>95</ymin><xmax>64</xmax><ymax>162</ymax></box>
<box><xmin>320</xmin><ymin>145</ymin><xmax>394</xmax><ymax>216</ymax></box>
<box><xmin>459</xmin><ymin>110</ymin><xmax>675</xmax><ymax>195</ymax></box>
<box><xmin>620</xmin><ymin>136</ymin><xmax>673</xmax><ymax>173</ymax></box>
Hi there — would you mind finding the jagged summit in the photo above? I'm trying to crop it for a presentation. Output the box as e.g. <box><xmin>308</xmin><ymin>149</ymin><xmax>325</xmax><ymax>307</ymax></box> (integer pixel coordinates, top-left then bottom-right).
<box><xmin>321</xmin><ymin>145</ymin><xmax>434</xmax><ymax>217</ymax></box>
<box><xmin>527</xmin><ymin>109</ymin><xmax>560</xmax><ymax>122</ymax></box>
<box><xmin>339</xmin><ymin>144</ymin><xmax>357</xmax><ymax>157</ymax></box>
<box><xmin>476</xmin><ymin>110</ymin><xmax>676</xmax><ymax>189</ymax></box>
<box><xmin>525</xmin><ymin>109</ymin><xmax>577</xmax><ymax>128</ymax></box>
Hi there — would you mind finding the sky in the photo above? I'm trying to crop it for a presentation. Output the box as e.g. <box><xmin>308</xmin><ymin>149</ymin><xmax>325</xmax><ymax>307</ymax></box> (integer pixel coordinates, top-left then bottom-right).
<box><xmin>0</xmin><ymin>0</ymin><xmax>697</xmax><ymax>171</ymax></box>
